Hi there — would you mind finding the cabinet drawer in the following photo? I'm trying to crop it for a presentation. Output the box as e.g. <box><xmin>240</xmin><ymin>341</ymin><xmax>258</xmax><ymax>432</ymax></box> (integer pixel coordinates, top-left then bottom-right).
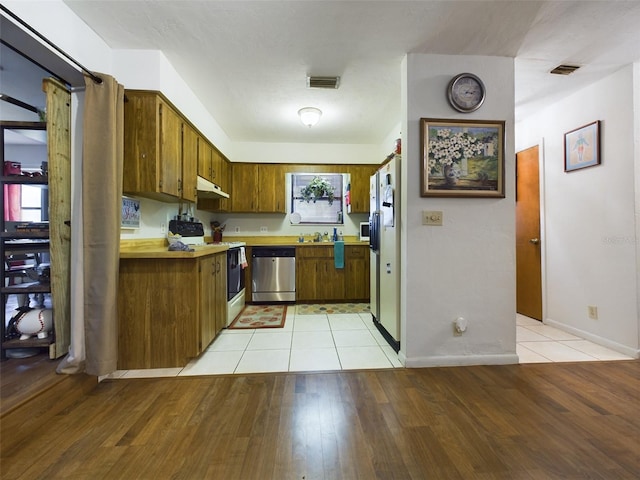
<box><xmin>346</xmin><ymin>246</ymin><xmax>367</xmax><ymax>258</ymax></box>
<box><xmin>296</xmin><ymin>246</ymin><xmax>333</xmax><ymax>258</ymax></box>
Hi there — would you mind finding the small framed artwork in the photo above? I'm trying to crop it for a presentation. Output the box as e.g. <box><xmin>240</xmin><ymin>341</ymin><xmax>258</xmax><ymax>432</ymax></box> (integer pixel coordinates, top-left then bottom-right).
<box><xmin>420</xmin><ymin>118</ymin><xmax>505</xmax><ymax>198</ymax></box>
<box><xmin>564</xmin><ymin>121</ymin><xmax>600</xmax><ymax>172</ymax></box>
<box><xmin>121</xmin><ymin>197</ymin><xmax>140</xmax><ymax>228</ymax></box>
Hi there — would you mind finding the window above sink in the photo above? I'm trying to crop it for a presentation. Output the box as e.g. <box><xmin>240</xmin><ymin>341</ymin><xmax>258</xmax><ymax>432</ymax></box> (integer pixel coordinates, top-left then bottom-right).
<box><xmin>288</xmin><ymin>173</ymin><xmax>347</xmax><ymax>225</ymax></box>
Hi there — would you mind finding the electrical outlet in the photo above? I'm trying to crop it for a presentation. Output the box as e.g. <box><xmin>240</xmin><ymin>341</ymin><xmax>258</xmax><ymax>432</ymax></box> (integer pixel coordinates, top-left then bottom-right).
<box><xmin>422</xmin><ymin>210</ymin><xmax>443</xmax><ymax>226</ymax></box>
<box><xmin>453</xmin><ymin>322</ymin><xmax>463</xmax><ymax>336</ymax></box>
<box><xmin>588</xmin><ymin>305</ymin><xmax>598</xmax><ymax>320</ymax></box>
<box><xmin>260</xmin><ymin>226</ymin><xmax>268</xmax><ymax>233</ymax></box>
<box><xmin>234</xmin><ymin>226</ymin><xmax>240</xmax><ymax>233</ymax></box>
<box><xmin>160</xmin><ymin>223</ymin><xmax>166</xmax><ymax>233</ymax></box>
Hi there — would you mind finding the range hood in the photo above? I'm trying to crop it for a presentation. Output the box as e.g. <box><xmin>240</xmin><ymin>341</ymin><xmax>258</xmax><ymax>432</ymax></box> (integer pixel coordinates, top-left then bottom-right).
<box><xmin>197</xmin><ymin>176</ymin><xmax>229</xmax><ymax>199</ymax></box>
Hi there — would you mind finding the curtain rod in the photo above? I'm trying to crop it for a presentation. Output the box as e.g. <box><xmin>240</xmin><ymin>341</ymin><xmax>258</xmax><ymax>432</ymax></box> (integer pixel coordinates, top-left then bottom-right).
<box><xmin>0</xmin><ymin>93</ymin><xmax>40</xmax><ymax>114</ymax></box>
<box><xmin>0</xmin><ymin>5</ymin><xmax>102</xmax><ymax>84</ymax></box>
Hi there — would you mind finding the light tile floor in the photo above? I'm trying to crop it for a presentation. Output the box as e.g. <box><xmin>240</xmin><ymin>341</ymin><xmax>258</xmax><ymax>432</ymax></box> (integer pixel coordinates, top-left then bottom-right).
<box><xmin>516</xmin><ymin>313</ymin><xmax>633</xmax><ymax>363</ymax></box>
<box><xmin>103</xmin><ymin>308</ymin><xmax>634</xmax><ymax>380</ymax></box>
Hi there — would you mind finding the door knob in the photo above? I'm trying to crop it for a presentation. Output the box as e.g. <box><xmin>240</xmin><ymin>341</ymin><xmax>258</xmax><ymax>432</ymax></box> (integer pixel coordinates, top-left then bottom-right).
<box><xmin>529</xmin><ymin>238</ymin><xmax>539</xmax><ymax>244</ymax></box>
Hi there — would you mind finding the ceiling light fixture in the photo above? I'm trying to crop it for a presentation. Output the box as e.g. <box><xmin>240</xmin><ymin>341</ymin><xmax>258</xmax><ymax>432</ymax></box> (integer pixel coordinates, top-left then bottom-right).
<box><xmin>298</xmin><ymin>107</ymin><xmax>322</xmax><ymax>127</ymax></box>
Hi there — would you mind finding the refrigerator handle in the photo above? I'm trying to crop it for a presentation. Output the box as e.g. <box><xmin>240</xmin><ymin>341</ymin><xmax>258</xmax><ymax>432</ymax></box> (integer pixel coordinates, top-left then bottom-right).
<box><xmin>369</xmin><ymin>212</ymin><xmax>380</xmax><ymax>252</ymax></box>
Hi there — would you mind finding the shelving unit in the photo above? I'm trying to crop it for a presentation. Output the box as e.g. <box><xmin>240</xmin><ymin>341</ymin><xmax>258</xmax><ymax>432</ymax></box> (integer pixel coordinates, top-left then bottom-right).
<box><xmin>0</xmin><ymin>121</ymin><xmax>54</xmax><ymax>358</ymax></box>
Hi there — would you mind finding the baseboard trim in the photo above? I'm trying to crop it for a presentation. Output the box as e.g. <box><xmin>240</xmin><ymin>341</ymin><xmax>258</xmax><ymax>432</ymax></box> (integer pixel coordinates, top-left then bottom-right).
<box><xmin>405</xmin><ymin>353</ymin><xmax>519</xmax><ymax>368</ymax></box>
<box><xmin>545</xmin><ymin>318</ymin><xmax>639</xmax><ymax>359</ymax></box>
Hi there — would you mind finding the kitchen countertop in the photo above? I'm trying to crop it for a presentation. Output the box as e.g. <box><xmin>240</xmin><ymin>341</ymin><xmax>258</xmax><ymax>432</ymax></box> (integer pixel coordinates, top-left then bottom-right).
<box><xmin>120</xmin><ymin>239</ymin><xmax>229</xmax><ymax>259</ymax></box>
<box><xmin>120</xmin><ymin>236</ymin><xmax>369</xmax><ymax>259</ymax></box>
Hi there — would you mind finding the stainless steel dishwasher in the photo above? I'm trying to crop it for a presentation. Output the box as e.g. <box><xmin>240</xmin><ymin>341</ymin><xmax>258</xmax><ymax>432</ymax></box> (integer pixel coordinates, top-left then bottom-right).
<box><xmin>251</xmin><ymin>247</ymin><xmax>296</xmax><ymax>302</ymax></box>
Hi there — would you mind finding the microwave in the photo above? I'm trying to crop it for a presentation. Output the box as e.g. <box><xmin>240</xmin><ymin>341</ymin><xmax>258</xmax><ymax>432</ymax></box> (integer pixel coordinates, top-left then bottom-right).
<box><xmin>359</xmin><ymin>222</ymin><xmax>370</xmax><ymax>242</ymax></box>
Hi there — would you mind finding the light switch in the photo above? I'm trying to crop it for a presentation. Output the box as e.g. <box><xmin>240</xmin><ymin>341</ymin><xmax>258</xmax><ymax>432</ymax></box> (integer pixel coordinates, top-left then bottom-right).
<box><xmin>422</xmin><ymin>210</ymin><xmax>443</xmax><ymax>226</ymax></box>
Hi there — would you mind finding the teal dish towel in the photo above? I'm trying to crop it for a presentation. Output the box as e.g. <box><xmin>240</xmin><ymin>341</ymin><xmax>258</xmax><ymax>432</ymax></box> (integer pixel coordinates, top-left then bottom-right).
<box><xmin>334</xmin><ymin>240</ymin><xmax>345</xmax><ymax>269</ymax></box>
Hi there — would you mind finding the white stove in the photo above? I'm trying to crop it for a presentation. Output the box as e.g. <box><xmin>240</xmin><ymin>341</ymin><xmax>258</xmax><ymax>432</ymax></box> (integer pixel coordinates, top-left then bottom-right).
<box><xmin>182</xmin><ymin>236</ymin><xmax>205</xmax><ymax>246</ymax></box>
<box><xmin>209</xmin><ymin>241</ymin><xmax>246</xmax><ymax>248</ymax></box>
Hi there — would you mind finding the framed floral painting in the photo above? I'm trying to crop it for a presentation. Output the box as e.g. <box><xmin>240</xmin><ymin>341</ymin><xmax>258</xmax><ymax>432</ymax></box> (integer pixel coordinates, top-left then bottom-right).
<box><xmin>420</xmin><ymin>118</ymin><xmax>505</xmax><ymax>198</ymax></box>
<box><xmin>564</xmin><ymin>121</ymin><xmax>600</xmax><ymax>172</ymax></box>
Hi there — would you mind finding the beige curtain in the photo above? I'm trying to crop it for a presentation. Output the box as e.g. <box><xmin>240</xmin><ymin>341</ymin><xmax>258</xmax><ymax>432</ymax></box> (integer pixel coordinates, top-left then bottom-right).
<box><xmin>57</xmin><ymin>73</ymin><xmax>123</xmax><ymax>376</ymax></box>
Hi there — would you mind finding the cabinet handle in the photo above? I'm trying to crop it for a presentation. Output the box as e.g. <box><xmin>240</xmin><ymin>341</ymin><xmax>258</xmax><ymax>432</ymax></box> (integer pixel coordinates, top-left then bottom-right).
<box><xmin>178</xmin><ymin>178</ymin><xmax>182</xmax><ymax>192</ymax></box>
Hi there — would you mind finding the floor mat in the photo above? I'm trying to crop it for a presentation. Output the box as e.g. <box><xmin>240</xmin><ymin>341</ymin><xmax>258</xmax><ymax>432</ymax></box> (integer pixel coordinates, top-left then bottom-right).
<box><xmin>296</xmin><ymin>303</ymin><xmax>370</xmax><ymax>315</ymax></box>
<box><xmin>227</xmin><ymin>304</ymin><xmax>287</xmax><ymax>329</ymax></box>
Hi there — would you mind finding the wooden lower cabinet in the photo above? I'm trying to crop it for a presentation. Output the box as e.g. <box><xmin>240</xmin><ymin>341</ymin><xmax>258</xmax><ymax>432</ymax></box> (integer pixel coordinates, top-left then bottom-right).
<box><xmin>296</xmin><ymin>245</ymin><xmax>369</xmax><ymax>302</ymax></box>
<box><xmin>118</xmin><ymin>252</ymin><xmax>226</xmax><ymax>369</ymax></box>
<box><xmin>345</xmin><ymin>246</ymin><xmax>370</xmax><ymax>300</ymax></box>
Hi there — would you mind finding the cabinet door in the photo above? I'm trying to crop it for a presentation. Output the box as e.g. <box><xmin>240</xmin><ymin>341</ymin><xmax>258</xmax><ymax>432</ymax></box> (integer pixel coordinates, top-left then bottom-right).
<box><xmin>217</xmin><ymin>157</ymin><xmax>231</xmax><ymax>211</ymax></box>
<box><xmin>296</xmin><ymin>247</ymin><xmax>345</xmax><ymax>301</ymax></box>
<box><xmin>199</xmin><ymin>257</ymin><xmax>216</xmax><ymax>351</ymax></box>
<box><xmin>296</xmin><ymin>258</ymin><xmax>321</xmax><ymax>302</ymax></box>
<box><xmin>197</xmin><ymin>137</ymin><xmax>213</xmax><ymax>181</ymax></box>
<box><xmin>158</xmin><ymin>100</ymin><xmax>182</xmax><ymax>199</ymax></box>
<box><xmin>347</xmin><ymin>165</ymin><xmax>375</xmax><ymax>213</ymax></box>
<box><xmin>231</xmin><ymin>163</ymin><xmax>258</xmax><ymax>212</ymax></box>
<box><xmin>211</xmin><ymin>148</ymin><xmax>222</xmax><ymax>185</ymax></box>
<box><xmin>123</xmin><ymin>92</ymin><xmax>162</xmax><ymax>196</ymax></box>
<box><xmin>319</xmin><ymin>259</ymin><xmax>346</xmax><ymax>301</ymax></box>
<box><xmin>257</xmin><ymin>164</ymin><xmax>286</xmax><ymax>213</ymax></box>
<box><xmin>181</xmin><ymin>123</ymin><xmax>198</xmax><ymax>202</ymax></box>
<box><xmin>345</xmin><ymin>246</ymin><xmax>370</xmax><ymax>301</ymax></box>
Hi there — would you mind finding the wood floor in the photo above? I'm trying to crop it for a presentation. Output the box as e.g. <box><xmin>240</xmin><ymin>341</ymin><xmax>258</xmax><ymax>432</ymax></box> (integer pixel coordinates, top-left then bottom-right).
<box><xmin>1</xmin><ymin>360</ymin><xmax>639</xmax><ymax>479</ymax></box>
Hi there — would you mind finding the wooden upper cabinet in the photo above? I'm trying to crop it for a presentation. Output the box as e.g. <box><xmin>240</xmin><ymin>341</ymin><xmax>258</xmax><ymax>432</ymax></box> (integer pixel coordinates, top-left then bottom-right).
<box><xmin>124</xmin><ymin>89</ymin><xmax>224</xmax><ymax>204</ymax></box>
<box><xmin>181</xmin><ymin>123</ymin><xmax>198</xmax><ymax>202</ymax></box>
<box><xmin>258</xmin><ymin>164</ymin><xmax>286</xmax><ymax>213</ymax></box>
<box><xmin>197</xmin><ymin>136</ymin><xmax>213</xmax><ymax>181</ymax></box>
<box><xmin>158</xmin><ymin>101</ymin><xmax>182</xmax><ymax>199</ymax></box>
<box><xmin>124</xmin><ymin>91</ymin><xmax>186</xmax><ymax>202</ymax></box>
<box><xmin>211</xmin><ymin>148</ymin><xmax>223</xmax><ymax>184</ymax></box>
<box><xmin>230</xmin><ymin>163</ymin><xmax>259</xmax><ymax>212</ymax></box>
<box><xmin>226</xmin><ymin>162</ymin><xmax>377</xmax><ymax>214</ymax></box>
<box><xmin>230</xmin><ymin>163</ymin><xmax>286</xmax><ymax>213</ymax></box>
<box><xmin>347</xmin><ymin>165</ymin><xmax>376</xmax><ymax>213</ymax></box>
<box><xmin>217</xmin><ymin>157</ymin><xmax>231</xmax><ymax>211</ymax></box>
<box><xmin>122</xmin><ymin>93</ymin><xmax>181</xmax><ymax>200</ymax></box>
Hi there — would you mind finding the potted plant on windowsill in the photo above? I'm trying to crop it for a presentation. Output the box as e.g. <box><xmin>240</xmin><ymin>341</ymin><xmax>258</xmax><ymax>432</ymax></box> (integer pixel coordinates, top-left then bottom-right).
<box><xmin>300</xmin><ymin>176</ymin><xmax>335</xmax><ymax>205</ymax></box>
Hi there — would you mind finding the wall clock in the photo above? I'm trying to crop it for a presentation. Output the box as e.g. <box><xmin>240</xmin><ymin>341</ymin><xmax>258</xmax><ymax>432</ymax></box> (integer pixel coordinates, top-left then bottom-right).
<box><xmin>447</xmin><ymin>73</ymin><xmax>486</xmax><ymax>113</ymax></box>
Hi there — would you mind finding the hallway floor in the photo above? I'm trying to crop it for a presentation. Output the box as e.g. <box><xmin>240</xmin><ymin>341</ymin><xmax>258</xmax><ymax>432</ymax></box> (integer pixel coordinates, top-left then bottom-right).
<box><xmin>516</xmin><ymin>313</ymin><xmax>632</xmax><ymax>362</ymax></box>
<box><xmin>104</xmin><ymin>307</ymin><xmax>634</xmax><ymax>380</ymax></box>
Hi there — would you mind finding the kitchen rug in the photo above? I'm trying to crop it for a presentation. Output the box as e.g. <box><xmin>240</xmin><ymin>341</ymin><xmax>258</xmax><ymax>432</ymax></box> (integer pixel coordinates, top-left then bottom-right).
<box><xmin>228</xmin><ymin>304</ymin><xmax>287</xmax><ymax>329</ymax></box>
<box><xmin>296</xmin><ymin>303</ymin><xmax>370</xmax><ymax>315</ymax></box>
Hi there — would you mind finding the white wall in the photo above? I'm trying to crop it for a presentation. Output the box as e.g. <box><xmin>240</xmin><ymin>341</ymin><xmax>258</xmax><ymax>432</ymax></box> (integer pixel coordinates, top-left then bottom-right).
<box><xmin>401</xmin><ymin>54</ymin><xmax>517</xmax><ymax>367</ymax></box>
<box><xmin>516</xmin><ymin>65</ymin><xmax>639</xmax><ymax>357</ymax></box>
<box><xmin>112</xmin><ymin>49</ymin><xmax>234</xmax><ymax>158</ymax></box>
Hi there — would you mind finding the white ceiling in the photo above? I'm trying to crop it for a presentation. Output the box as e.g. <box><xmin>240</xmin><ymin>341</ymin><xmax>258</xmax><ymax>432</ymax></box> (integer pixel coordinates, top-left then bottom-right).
<box><xmin>6</xmin><ymin>1</ymin><xmax>640</xmax><ymax>145</ymax></box>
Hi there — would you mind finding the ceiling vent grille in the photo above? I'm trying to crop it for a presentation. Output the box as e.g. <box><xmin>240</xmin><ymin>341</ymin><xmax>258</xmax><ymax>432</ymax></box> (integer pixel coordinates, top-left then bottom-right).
<box><xmin>307</xmin><ymin>76</ymin><xmax>341</xmax><ymax>89</ymax></box>
<box><xmin>550</xmin><ymin>64</ymin><xmax>581</xmax><ymax>75</ymax></box>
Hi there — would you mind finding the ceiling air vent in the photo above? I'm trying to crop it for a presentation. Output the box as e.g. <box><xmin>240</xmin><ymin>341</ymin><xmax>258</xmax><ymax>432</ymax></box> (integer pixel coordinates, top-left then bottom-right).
<box><xmin>550</xmin><ymin>64</ymin><xmax>581</xmax><ymax>75</ymax></box>
<box><xmin>307</xmin><ymin>76</ymin><xmax>341</xmax><ymax>89</ymax></box>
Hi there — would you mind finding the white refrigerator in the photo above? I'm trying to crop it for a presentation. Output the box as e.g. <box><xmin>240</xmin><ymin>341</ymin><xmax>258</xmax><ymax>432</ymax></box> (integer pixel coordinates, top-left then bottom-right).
<box><xmin>369</xmin><ymin>154</ymin><xmax>400</xmax><ymax>351</ymax></box>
